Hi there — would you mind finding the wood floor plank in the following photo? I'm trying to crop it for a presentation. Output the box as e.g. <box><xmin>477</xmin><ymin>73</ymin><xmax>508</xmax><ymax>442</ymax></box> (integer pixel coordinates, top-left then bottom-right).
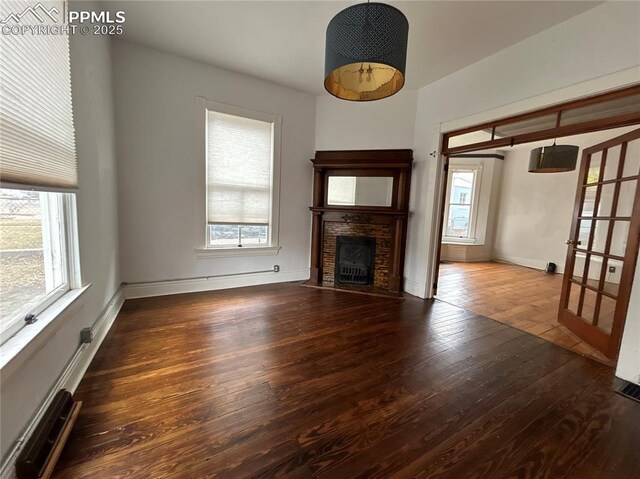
<box><xmin>52</xmin><ymin>283</ymin><xmax>639</xmax><ymax>478</ymax></box>
<box><xmin>437</xmin><ymin>261</ymin><xmax>611</xmax><ymax>363</ymax></box>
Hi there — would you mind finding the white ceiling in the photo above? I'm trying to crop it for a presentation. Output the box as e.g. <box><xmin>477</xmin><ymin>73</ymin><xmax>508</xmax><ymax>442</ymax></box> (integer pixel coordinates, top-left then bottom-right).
<box><xmin>102</xmin><ymin>0</ymin><xmax>603</xmax><ymax>95</ymax></box>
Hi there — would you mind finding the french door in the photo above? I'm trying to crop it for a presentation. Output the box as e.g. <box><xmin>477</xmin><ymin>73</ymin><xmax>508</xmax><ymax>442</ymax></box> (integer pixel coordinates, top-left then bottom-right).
<box><xmin>559</xmin><ymin>128</ymin><xmax>640</xmax><ymax>359</ymax></box>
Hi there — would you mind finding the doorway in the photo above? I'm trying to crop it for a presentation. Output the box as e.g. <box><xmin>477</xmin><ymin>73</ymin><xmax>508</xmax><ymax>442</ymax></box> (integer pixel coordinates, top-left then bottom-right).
<box><xmin>434</xmin><ymin>125</ymin><xmax>640</xmax><ymax>364</ymax></box>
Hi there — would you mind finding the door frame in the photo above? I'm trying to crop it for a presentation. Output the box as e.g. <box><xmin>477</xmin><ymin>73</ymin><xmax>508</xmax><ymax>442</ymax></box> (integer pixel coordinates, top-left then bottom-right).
<box><xmin>442</xmin><ymin>84</ymin><xmax>640</xmax><ymax>155</ymax></box>
<box><xmin>432</xmin><ymin>83</ymin><xmax>640</xmax><ymax>298</ymax></box>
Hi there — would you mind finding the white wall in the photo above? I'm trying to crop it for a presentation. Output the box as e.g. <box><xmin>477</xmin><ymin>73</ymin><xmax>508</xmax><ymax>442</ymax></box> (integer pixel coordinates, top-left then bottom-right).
<box><xmin>492</xmin><ymin>128</ymin><xmax>636</xmax><ymax>272</ymax></box>
<box><xmin>315</xmin><ymin>89</ymin><xmax>418</xmax><ymax>150</ymax></box>
<box><xmin>409</xmin><ymin>1</ymin><xmax>640</xmax><ymax>300</ymax></box>
<box><xmin>0</xmin><ymin>6</ymin><xmax>120</xmax><ymax>461</ymax></box>
<box><xmin>615</xmin><ymin>135</ymin><xmax>640</xmax><ymax>385</ymax></box>
<box><xmin>619</xmin><ymin>254</ymin><xmax>640</xmax><ymax>385</ymax></box>
<box><xmin>112</xmin><ymin>40</ymin><xmax>316</xmax><ymax>284</ymax></box>
<box><xmin>493</xmin><ymin>145</ymin><xmax>576</xmax><ymax>271</ymax></box>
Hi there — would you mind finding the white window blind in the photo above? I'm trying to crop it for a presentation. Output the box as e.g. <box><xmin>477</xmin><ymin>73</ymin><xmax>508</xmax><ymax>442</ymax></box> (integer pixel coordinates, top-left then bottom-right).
<box><xmin>207</xmin><ymin>110</ymin><xmax>273</xmax><ymax>225</ymax></box>
<box><xmin>0</xmin><ymin>0</ymin><xmax>78</xmax><ymax>191</ymax></box>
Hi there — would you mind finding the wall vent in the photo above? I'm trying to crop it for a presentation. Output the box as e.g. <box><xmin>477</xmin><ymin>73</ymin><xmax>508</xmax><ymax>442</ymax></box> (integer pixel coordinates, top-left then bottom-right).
<box><xmin>616</xmin><ymin>381</ymin><xmax>640</xmax><ymax>404</ymax></box>
<box><xmin>16</xmin><ymin>390</ymin><xmax>82</xmax><ymax>479</ymax></box>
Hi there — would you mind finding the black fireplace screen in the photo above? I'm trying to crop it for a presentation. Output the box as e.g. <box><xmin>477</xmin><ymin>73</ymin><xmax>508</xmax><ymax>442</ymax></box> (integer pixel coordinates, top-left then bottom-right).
<box><xmin>335</xmin><ymin>236</ymin><xmax>376</xmax><ymax>285</ymax></box>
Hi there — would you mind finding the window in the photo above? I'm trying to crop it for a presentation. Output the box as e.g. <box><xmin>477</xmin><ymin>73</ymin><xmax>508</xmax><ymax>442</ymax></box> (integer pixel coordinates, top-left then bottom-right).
<box><xmin>0</xmin><ymin>0</ymin><xmax>79</xmax><ymax>342</ymax></box>
<box><xmin>0</xmin><ymin>189</ymin><xmax>76</xmax><ymax>340</ymax></box>
<box><xmin>444</xmin><ymin>167</ymin><xmax>481</xmax><ymax>240</ymax></box>
<box><xmin>204</xmin><ymin>102</ymin><xmax>281</xmax><ymax>249</ymax></box>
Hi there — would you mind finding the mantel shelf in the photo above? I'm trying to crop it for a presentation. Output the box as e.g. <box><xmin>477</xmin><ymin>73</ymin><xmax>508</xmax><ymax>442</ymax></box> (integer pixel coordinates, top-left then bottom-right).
<box><xmin>309</xmin><ymin>206</ymin><xmax>409</xmax><ymax>217</ymax></box>
<box><xmin>310</xmin><ymin>149</ymin><xmax>413</xmax><ymax>169</ymax></box>
<box><xmin>310</xmin><ymin>161</ymin><xmax>413</xmax><ymax>169</ymax></box>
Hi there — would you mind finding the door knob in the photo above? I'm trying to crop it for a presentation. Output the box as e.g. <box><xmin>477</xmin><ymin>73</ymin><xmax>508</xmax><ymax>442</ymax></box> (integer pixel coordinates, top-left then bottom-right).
<box><xmin>566</xmin><ymin>240</ymin><xmax>582</xmax><ymax>245</ymax></box>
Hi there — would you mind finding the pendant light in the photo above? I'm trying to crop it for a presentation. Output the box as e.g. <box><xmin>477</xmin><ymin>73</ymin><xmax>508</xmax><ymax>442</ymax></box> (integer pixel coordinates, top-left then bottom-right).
<box><xmin>324</xmin><ymin>2</ymin><xmax>409</xmax><ymax>101</ymax></box>
<box><xmin>528</xmin><ymin>142</ymin><xmax>579</xmax><ymax>173</ymax></box>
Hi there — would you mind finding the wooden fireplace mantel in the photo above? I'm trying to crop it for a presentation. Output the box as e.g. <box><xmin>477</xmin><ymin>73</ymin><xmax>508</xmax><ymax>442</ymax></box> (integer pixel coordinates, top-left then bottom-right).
<box><xmin>309</xmin><ymin>149</ymin><xmax>413</xmax><ymax>296</ymax></box>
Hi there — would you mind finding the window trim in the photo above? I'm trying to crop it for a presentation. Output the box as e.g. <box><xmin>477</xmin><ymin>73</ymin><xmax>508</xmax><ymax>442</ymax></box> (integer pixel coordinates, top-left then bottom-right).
<box><xmin>195</xmin><ymin>97</ymin><xmax>282</xmax><ymax>255</ymax></box>
<box><xmin>0</xmin><ymin>284</ymin><xmax>91</xmax><ymax>377</ymax></box>
<box><xmin>442</xmin><ymin>165</ymin><xmax>483</xmax><ymax>243</ymax></box>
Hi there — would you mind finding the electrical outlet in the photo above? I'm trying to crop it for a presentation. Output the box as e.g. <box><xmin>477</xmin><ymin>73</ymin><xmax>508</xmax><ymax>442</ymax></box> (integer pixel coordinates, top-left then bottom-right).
<box><xmin>273</xmin><ymin>265</ymin><xmax>280</xmax><ymax>273</ymax></box>
<box><xmin>80</xmin><ymin>327</ymin><xmax>93</xmax><ymax>344</ymax></box>
<box><xmin>609</xmin><ymin>266</ymin><xmax>616</xmax><ymax>273</ymax></box>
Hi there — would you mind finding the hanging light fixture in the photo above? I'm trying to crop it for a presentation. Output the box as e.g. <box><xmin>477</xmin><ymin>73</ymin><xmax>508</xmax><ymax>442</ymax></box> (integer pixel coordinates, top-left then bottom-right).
<box><xmin>528</xmin><ymin>142</ymin><xmax>579</xmax><ymax>173</ymax></box>
<box><xmin>324</xmin><ymin>2</ymin><xmax>409</xmax><ymax>101</ymax></box>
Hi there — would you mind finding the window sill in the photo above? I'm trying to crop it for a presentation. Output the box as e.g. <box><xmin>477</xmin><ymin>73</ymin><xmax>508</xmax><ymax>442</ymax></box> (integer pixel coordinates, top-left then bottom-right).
<box><xmin>442</xmin><ymin>238</ymin><xmax>481</xmax><ymax>245</ymax></box>
<box><xmin>195</xmin><ymin>246</ymin><xmax>281</xmax><ymax>258</ymax></box>
<box><xmin>0</xmin><ymin>285</ymin><xmax>92</xmax><ymax>381</ymax></box>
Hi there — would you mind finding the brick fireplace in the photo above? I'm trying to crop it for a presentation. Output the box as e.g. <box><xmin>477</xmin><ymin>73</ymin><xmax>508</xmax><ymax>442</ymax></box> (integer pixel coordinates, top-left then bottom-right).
<box><xmin>323</xmin><ymin>224</ymin><xmax>390</xmax><ymax>289</ymax></box>
<box><xmin>308</xmin><ymin>150</ymin><xmax>413</xmax><ymax>296</ymax></box>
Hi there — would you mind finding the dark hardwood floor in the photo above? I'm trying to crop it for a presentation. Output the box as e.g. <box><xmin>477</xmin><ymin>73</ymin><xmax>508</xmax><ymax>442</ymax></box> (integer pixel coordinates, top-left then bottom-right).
<box><xmin>53</xmin><ymin>283</ymin><xmax>640</xmax><ymax>478</ymax></box>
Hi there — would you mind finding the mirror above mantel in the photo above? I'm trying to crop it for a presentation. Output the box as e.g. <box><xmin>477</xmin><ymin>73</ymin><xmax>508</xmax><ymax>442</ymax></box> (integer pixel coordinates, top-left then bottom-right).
<box><xmin>327</xmin><ymin>176</ymin><xmax>394</xmax><ymax>207</ymax></box>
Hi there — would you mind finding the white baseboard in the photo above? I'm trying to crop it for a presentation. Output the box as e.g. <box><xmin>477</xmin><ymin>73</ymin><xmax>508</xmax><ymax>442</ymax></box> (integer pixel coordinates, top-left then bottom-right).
<box><xmin>0</xmin><ymin>288</ymin><xmax>124</xmax><ymax>479</ymax></box>
<box><xmin>403</xmin><ymin>279</ymin><xmax>426</xmax><ymax>299</ymax></box>
<box><xmin>62</xmin><ymin>288</ymin><xmax>124</xmax><ymax>392</ymax></box>
<box><xmin>123</xmin><ymin>268</ymin><xmax>310</xmax><ymax>299</ymax></box>
<box><xmin>492</xmin><ymin>255</ymin><xmax>565</xmax><ymax>273</ymax></box>
<box><xmin>441</xmin><ymin>257</ymin><xmax>493</xmax><ymax>263</ymax></box>
<box><xmin>616</xmin><ymin>347</ymin><xmax>640</xmax><ymax>386</ymax></box>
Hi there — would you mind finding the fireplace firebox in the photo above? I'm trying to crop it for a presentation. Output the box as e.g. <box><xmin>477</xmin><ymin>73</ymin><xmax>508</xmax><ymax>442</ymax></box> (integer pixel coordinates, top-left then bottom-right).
<box><xmin>335</xmin><ymin>236</ymin><xmax>375</xmax><ymax>285</ymax></box>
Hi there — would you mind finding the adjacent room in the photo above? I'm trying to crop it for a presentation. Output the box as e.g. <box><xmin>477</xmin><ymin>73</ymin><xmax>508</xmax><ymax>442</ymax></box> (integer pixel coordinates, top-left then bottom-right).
<box><xmin>1</xmin><ymin>1</ymin><xmax>639</xmax><ymax>478</ymax></box>
<box><xmin>436</xmin><ymin>125</ymin><xmax>639</xmax><ymax>364</ymax></box>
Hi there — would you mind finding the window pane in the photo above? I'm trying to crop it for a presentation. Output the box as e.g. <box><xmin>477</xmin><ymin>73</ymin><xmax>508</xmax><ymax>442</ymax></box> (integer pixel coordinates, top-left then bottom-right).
<box><xmin>567</xmin><ymin>282</ymin><xmax>581</xmax><ymax>315</ymax></box>
<box><xmin>597</xmin><ymin>295</ymin><xmax>616</xmax><ymax>334</ymax></box>
<box><xmin>208</xmin><ymin>224</ymin><xmax>269</xmax><ymax>247</ymax></box>
<box><xmin>240</xmin><ymin>226</ymin><xmax>269</xmax><ymax>245</ymax></box>
<box><xmin>586</xmin><ymin>151</ymin><xmax>603</xmax><ymax>184</ymax></box>
<box><xmin>447</xmin><ymin>129</ymin><xmax>492</xmax><ymax>149</ymax></box>
<box><xmin>449</xmin><ymin>171</ymin><xmax>474</xmax><ymax>204</ymax></box>
<box><xmin>446</xmin><ymin>204</ymin><xmax>471</xmax><ymax>238</ymax></box>
<box><xmin>493</xmin><ymin>113</ymin><xmax>557</xmax><ymax>138</ymax></box>
<box><xmin>560</xmin><ymin>93</ymin><xmax>640</xmax><ymax>127</ymax></box>
<box><xmin>581</xmin><ymin>186</ymin><xmax>596</xmax><ymax>216</ymax></box>
<box><xmin>0</xmin><ymin>189</ymin><xmax>66</xmax><ymax>332</ymax></box>
<box><xmin>577</xmin><ymin>219</ymin><xmax>592</xmax><ymax>247</ymax></box>
<box><xmin>209</xmin><ymin>224</ymin><xmax>240</xmax><ymax>247</ymax></box>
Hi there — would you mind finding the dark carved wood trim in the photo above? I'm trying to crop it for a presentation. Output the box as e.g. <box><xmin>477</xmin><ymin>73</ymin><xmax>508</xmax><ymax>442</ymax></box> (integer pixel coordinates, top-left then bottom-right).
<box><xmin>442</xmin><ymin>84</ymin><xmax>640</xmax><ymax>155</ymax></box>
<box><xmin>341</xmin><ymin>213</ymin><xmax>374</xmax><ymax>224</ymax></box>
<box><xmin>449</xmin><ymin>153</ymin><xmax>505</xmax><ymax>160</ymax></box>
<box><xmin>309</xmin><ymin>150</ymin><xmax>413</xmax><ymax>296</ymax></box>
